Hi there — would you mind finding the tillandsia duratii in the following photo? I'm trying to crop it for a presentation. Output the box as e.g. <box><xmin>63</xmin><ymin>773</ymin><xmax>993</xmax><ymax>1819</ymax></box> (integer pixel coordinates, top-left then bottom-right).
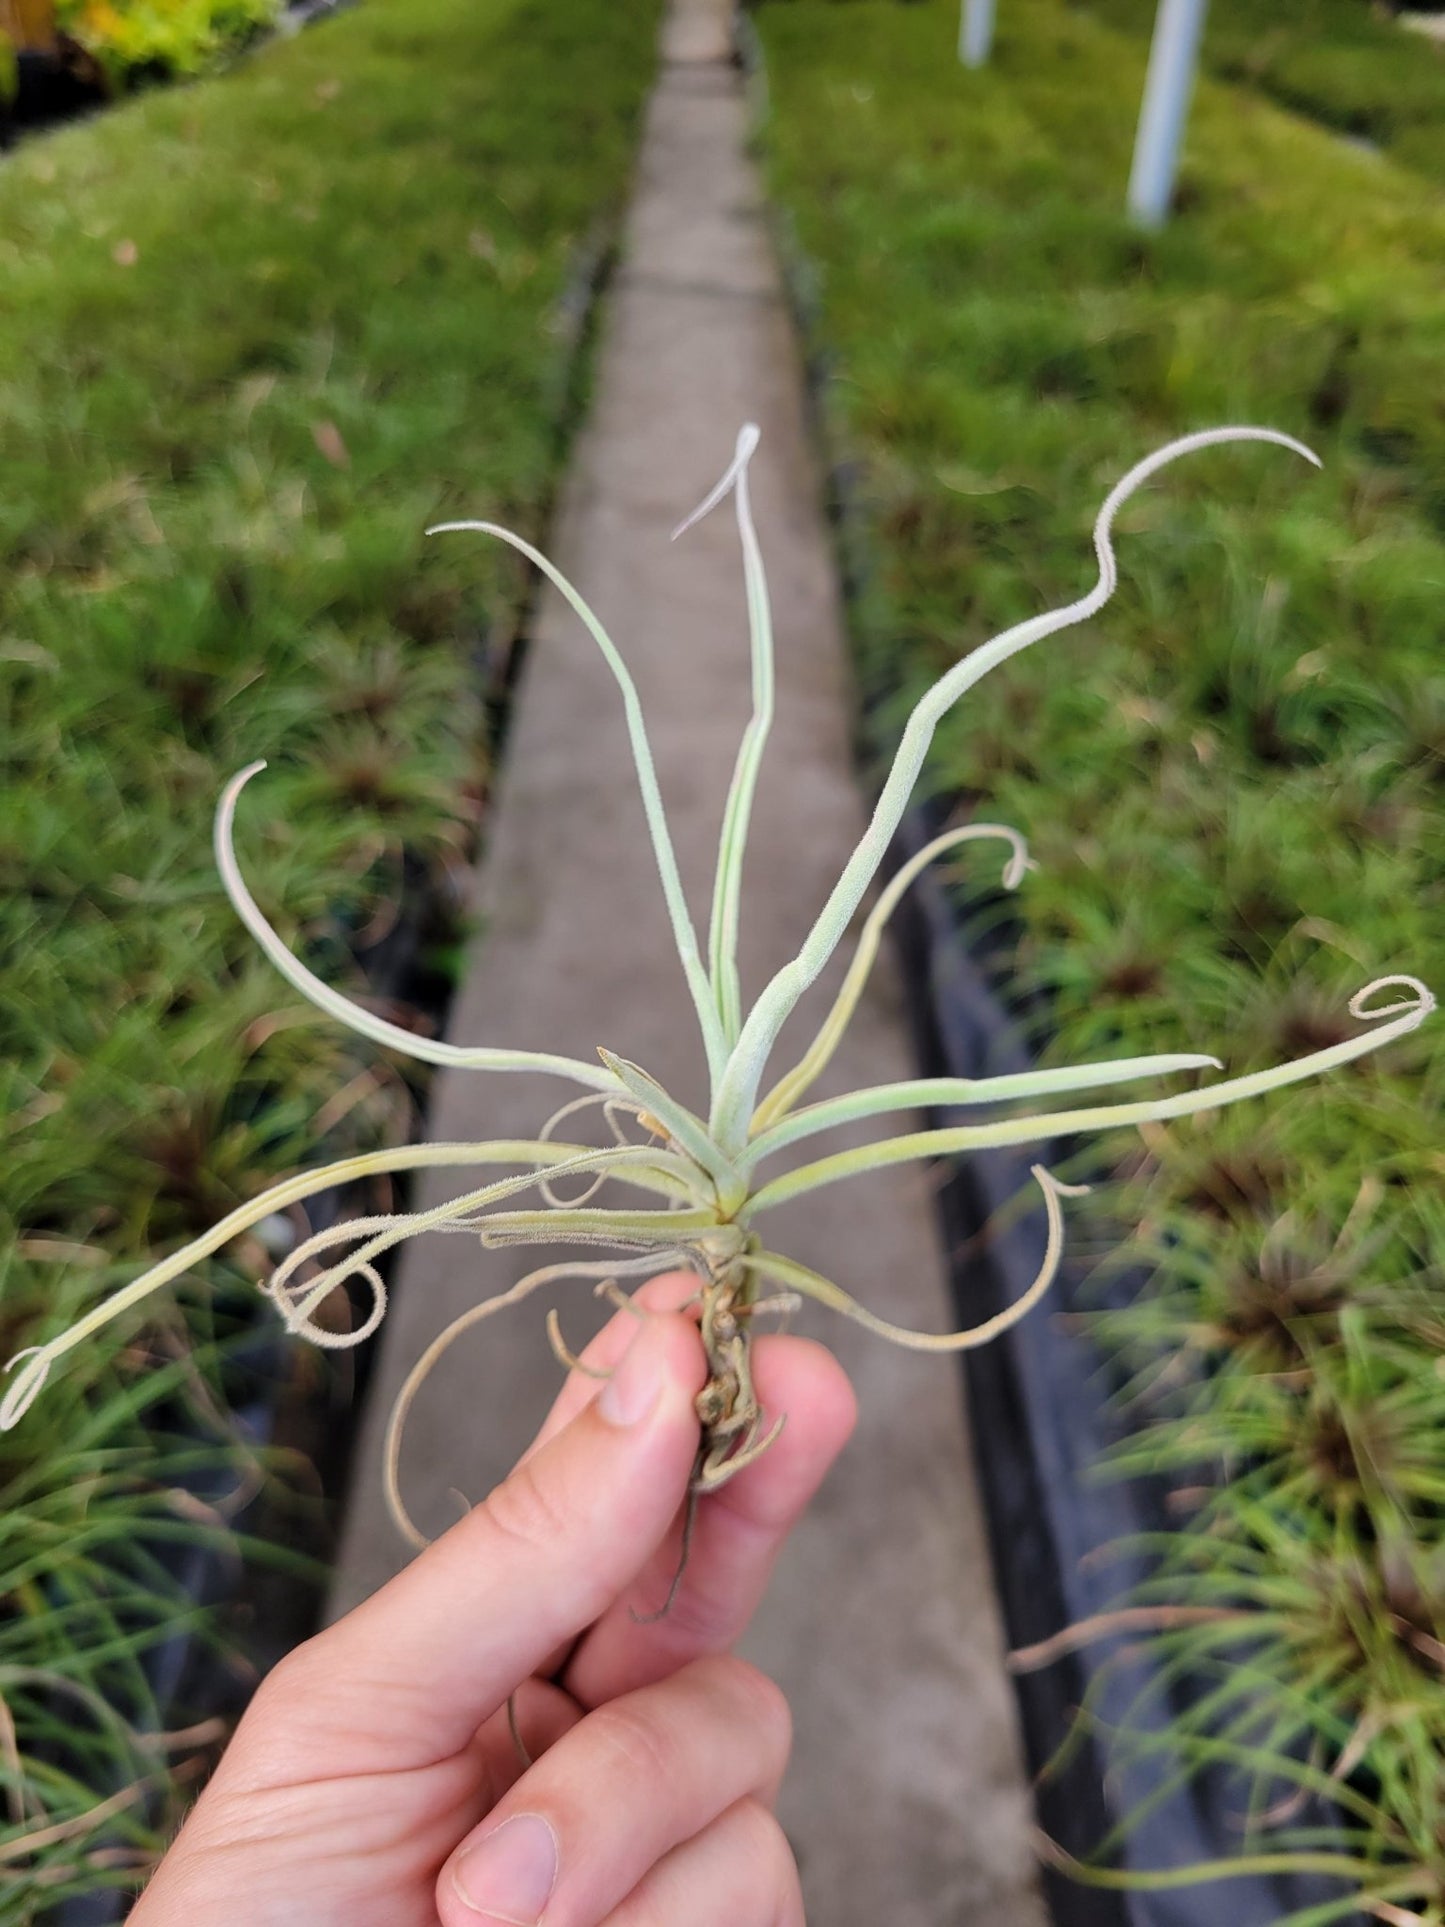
<box><xmin>3</xmin><ymin>425</ymin><xmax>1435</xmax><ymax>1579</ymax></box>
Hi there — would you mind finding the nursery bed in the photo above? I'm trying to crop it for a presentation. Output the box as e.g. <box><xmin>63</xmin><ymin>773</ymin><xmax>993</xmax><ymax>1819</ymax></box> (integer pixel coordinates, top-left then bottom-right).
<box><xmin>0</xmin><ymin>0</ymin><xmax>660</xmax><ymax>1912</ymax></box>
<box><xmin>885</xmin><ymin>803</ymin><xmax>1352</xmax><ymax>1927</ymax></box>
<box><xmin>747</xmin><ymin>0</ymin><xmax>1443</xmax><ymax>1918</ymax></box>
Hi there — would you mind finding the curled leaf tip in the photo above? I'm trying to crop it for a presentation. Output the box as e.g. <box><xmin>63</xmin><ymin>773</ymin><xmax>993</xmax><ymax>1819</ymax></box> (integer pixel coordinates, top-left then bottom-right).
<box><xmin>1032</xmin><ymin>1165</ymin><xmax>1093</xmax><ymax>1200</ymax></box>
<box><xmin>671</xmin><ymin>423</ymin><xmax>762</xmax><ymax>543</ymax></box>
<box><xmin>0</xmin><ymin>1347</ymin><xmax>53</xmax><ymax>1431</ymax></box>
<box><xmin>425</xmin><ymin>517</ymin><xmax>509</xmax><ymax>539</ymax></box>
<box><xmin>1224</xmin><ymin>426</ymin><xmax>1321</xmax><ymax>471</ymax></box>
<box><xmin>223</xmin><ymin>758</ymin><xmax>268</xmax><ymax>803</ymax></box>
<box><xmin>1348</xmin><ymin>975</ymin><xmax>1434</xmax><ymax>1024</ymax></box>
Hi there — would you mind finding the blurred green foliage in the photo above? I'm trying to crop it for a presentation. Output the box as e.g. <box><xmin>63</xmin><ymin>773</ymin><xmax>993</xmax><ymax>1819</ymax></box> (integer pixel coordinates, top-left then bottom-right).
<box><xmin>1078</xmin><ymin>0</ymin><xmax>1445</xmax><ymax>184</ymax></box>
<box><xmin>753</xmin><ymin>0</ymin><xmax>1445</xmax><ymax>1911</ymax></box>
<box><xmin>55</xmin><ymin>0</ymin><xmax>282</xmax><ymax>87</ymax></box>
<box><xmin>0</xmin><ymin>0</ymin><xmax>660</xmax><ymax>1909</ymax></box>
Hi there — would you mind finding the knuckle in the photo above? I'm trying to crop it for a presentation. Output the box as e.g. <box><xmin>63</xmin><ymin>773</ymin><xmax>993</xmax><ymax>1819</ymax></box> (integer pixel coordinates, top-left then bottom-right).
<box><xmin>649</xmin><ymin>1574</ymin><xmax>736</xmax><ymax>1649</ymax></box>
<box><xmin>479</xmin><ymin>1456</ymin><xmax>575</xmax><ymax>1559</ymax></box>
<box><xmin>587</xmin><ymin>1696</ymin><xmax>681</xmax><ymax>1790</ymax></box>
<box><xmin>219</xmin><ymin>1643</ymin><xmax>340</xmax><ymax>1787</ymax></box>
<box><xmin>249</xmin><ymin>1636</ymin><xmax>321</xmax><ymax>1714</ymax></box>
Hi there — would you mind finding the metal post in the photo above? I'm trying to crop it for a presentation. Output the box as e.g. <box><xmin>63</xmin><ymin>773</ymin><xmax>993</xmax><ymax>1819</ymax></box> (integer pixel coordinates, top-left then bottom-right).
<box><xmin>960</xmin><ymin>0</ymin><xmax>996</xmax><ymax>69</ymax></box>
<box><xmin>1127</xmin><ymin>0</ymin><xmax>1209</xmax><ymax>227</ymax></box>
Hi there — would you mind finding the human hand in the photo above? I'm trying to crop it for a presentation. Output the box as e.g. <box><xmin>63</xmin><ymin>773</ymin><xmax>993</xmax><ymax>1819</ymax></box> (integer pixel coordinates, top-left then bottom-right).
<box><xmin>130</xmin><ymin>1274</ymin><xmax>857</xmax><ymax>1925</ymax></box>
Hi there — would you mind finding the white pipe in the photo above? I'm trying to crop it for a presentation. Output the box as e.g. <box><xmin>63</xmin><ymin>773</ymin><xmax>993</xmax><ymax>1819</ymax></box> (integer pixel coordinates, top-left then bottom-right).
<box><xmin>1127</xmin><ymin>0</ymin><xmax>1209</xmax><ymax>227</ymax></box>
<box><xmin>960</xmin><ymin>0</ymin><xmax>996</xmax><ymax>68</ymax></box>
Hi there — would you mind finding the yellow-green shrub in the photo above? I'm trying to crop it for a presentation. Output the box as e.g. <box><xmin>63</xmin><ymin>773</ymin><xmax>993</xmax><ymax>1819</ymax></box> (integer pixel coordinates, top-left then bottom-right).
<box><xmin>55</xmin><ymin>0</ymin><xmax>281</xmax><ymax>84</ymax></box>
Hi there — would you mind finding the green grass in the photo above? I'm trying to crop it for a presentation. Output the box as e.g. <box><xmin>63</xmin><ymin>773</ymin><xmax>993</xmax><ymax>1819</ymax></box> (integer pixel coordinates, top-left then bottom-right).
<box><xmin>0</xmin><ymin>0</ymin><xmax>661</xmax><ymax>1908</ymax></box>
<box><xmin>751</xmin><ymin>0</ymin><xmax>1444</xmax><ymax>1912</ymax></box>
<box><xmin>1077</xmin><ymin>0</ymin><xmax>1445</xmax><ymax>186</ymax></box>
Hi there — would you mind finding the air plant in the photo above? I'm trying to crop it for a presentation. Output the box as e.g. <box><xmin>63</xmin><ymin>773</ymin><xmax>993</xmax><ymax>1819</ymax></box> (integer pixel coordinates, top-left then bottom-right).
<box><xmin>2</xmin><ymin>423</ymin><xmax>1434</xmax><ymax>1568</ymax></box>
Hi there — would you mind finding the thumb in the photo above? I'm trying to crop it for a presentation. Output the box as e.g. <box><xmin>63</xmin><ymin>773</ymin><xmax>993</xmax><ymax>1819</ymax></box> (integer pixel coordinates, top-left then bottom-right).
<box><xmin>234</xmin><ymin>1314</ymin><xmax>706</xmax><ymax>1780</ymax></box>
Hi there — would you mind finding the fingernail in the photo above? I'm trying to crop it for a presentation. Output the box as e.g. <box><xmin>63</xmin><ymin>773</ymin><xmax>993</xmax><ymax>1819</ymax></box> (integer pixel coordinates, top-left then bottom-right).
<box><xmin>452</xmin><ymin>1813</ymin><xmax>559</xmax><ymax>1923</ymax></box>
<box><xmin>598</xmin><ymin>1325</ymin><xmax>663</xmax><ymax>1428</ymax></box>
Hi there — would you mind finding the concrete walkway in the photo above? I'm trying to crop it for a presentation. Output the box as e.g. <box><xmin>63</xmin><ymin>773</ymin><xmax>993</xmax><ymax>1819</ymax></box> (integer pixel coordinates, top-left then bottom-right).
<box><xmin>331</xmin><ymin>2</ymin><xmax>1046</xmax><ymax>1919</ymax></box>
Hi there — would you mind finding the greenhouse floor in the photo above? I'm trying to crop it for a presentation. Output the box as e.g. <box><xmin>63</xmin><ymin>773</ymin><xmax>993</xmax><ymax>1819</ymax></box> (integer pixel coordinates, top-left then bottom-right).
<box><xmin>328</xmin><ymin>1</ymin><xmax>1046</xmax><ymax>1917</ymax></box>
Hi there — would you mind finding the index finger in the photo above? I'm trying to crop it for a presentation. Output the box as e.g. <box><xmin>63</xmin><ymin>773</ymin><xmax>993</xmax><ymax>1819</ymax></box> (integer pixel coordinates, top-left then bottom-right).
<box><xmin>237</xmin><ymin>1312</ymin><xmax>707</xmax><ymax>1781</ymax></box>
<box><xmin>563</xmin><ymin>1329</ymin><xmax>857</xmax><ymax>1706</ymax></box>
<box><xmin>522</xmin><ymin>1273</ymin><xmax>857</xmax><ymax>1705</ymax></box>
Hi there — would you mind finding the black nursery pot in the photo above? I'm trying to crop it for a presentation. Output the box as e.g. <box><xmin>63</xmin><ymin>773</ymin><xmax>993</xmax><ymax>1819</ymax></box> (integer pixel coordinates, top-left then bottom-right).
<box><xmin>884</xmin><ymin>805</ymin><xmax>1358</xmax><ymax>1927</ymax></box>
